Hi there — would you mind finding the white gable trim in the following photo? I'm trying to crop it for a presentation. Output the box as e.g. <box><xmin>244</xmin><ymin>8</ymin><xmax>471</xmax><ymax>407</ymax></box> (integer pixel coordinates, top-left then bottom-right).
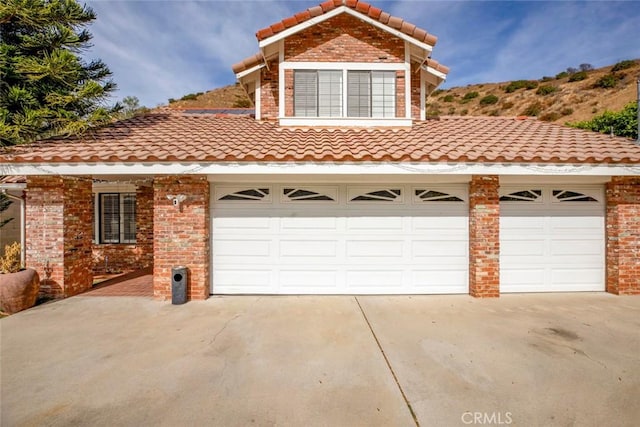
<box><xmin>258</xmin><ymin>6</ymin><xmax>434</xmax><ymax>53</ymax></box>
<box><xmin>235</xmin><ymin>64</ymin><xmax>265</xmax><ymax>80</ymax></box>
<box><xmin>421</xmin><ymin>64</ymin><xmax>447</xmax><ymax>81</ymax></box>
<box><xmin>3</xmin><ymin>162</ymin><xmax>639</xmax><ymax>177</ymax></box>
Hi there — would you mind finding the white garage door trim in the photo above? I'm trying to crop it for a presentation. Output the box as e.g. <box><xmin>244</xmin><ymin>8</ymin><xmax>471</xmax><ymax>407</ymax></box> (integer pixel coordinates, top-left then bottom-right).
<box><xmin>500</xmin><ymin>185</ymin><xmax>605</xmax><ymax>293</ymax></box>
<box><xmin>211</xmin><ymin>183</ymin><xmax>469</xmax><ymax>295</ymax></box>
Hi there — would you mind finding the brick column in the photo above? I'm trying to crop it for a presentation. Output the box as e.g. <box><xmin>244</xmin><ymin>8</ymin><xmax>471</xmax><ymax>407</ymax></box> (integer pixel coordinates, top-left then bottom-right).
<box><xmin>136</xmin><ymin>184</ymin><xmax>154</xmax><ymax>269</ymax></box>
<box><xmin>25</xmin><ymin>176</ymin><xmax>93</xmax><ymax>298</ymax></box>
<box><xmin>153</xmin><ymin>176</ymin><xmax>210</xmax><ymax>300</ymax></box>
<box><xmin>468</xmin><ymin>175</ymin><xmax>500</xmax><ymax>297</ymax></box>
<box><xmin>606</xmin><ymin>177</ymin><xmax>640</xmax><ymax>295</ymax></box>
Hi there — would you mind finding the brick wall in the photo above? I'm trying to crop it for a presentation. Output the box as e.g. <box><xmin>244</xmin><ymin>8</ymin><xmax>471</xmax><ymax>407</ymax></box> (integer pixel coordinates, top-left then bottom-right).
<box><xmin>153</xmin><ymin>176</ymin><xmax>210</xmax><ymax>300</ymax></box>
<box><xmin>270</xmin><ymin>13</ymin><xmax>414</xmax><ymax>121</ymax></box>
<box><xmin>91</xmin><ymin>184</ymin><xmax>154</xmax><ymax>275</ymax></box>
<box><xmin>606</xmin><ymin>177</ymin><xmax>640</xmax><ymax>295</ymax></box>
<box><xmin>468</xmin><ymin>175</ymin><xmax>500</xmax><ymax>297</ymax></box>
<box><xmin>396</xmin><ymin>70</ymin><xmax>406</xmax><ymax>118</ymax></box>
<box><xmin>410</xmin><ymin>63</ymin><xmax>421</xmax><ymax>119</ymax></box>
<box><xmin>260</xmin><ymin>60</ymin><xmax>279</xmax><ymax>119</ymax></box>
<box><xmin>285</xmin><ymin>14</ymin><xmax>404</xmax><ymax>62</ymax></box>
<box><xmin>26</xmin><ymin>176</ymin><xmax>93</xmax><ymax>298</ymax></box>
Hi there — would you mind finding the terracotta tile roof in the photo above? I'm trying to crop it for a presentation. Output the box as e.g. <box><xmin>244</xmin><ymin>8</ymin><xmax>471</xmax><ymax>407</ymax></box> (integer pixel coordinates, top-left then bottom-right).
<box><xmin>256</xmin><ymin>0</ymin><xmax>438</xmax><ymax>46</ymax></box>
<box><xmin>233</xmin><ymin>0</ymin><xmax>447</xmax><ymax>75</ymax></box>
<box><xmin>1</xmin><ymin>114</ymin><xmax>639</xmax><ymax>165</ymax></box>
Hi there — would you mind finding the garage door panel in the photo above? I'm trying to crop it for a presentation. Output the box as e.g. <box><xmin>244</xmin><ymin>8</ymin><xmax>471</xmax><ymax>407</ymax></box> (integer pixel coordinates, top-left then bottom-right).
<box><xmin>412</xmin><ymin>240</ymin><xmax>466</xmax><ymax>257</ymax></box>
<box><xmin>500</xmin><ymin>216</ymin><xmax>545</xmax><ymax>232</ymax></box>
<box><xmin>346</xmin><ymin>216</ymin><xmax>404</xmax><ymax>230</ymax></box>
<box><xmin>500</xmin><ymin>239</ymin><xmax>546</xmax><ymax>257</ymax></box>
<box><xmin>501</xmin><ymin>269</ymin><xmax>546</xmax><ymax>286</ymax></box>
<box><xmin>279</xmin><ymin>240</ymin><xmax>338</xmax><ymax>258</ymax></box>
<box><xmin>215</xmin><ymin>239</ymin><xmax>271</xmax><ymax>257</ymax></box>
<box><xmin>213</xmin><ymin>217</ymin><xmax>271</xmax><ymax>230</ymax></box>
<box><xmin>280</xmin><ymin>217</ymin><xmax>339</xmax><ymax>230</ymax></box>
<box><xmin>279</xmin><ymin>270</ymin><xmax>339</xmax><ymax>289</ymax></box>
<box><xmin>550</xmin><ymin>239</ymin><xmax>603</xmax><ymax>256</ymax></box>
<box><xmin>347</xmin><ymin>240</ymin><xmax>404</xmax><ymax>258</ymax></box>
<box><xmin>551</xmin><ymin>268</ymin><xmax>603</xmax><ymax>286</ymax></box>
<box><xmin>346</xmin><ymin>270</ymin><xmax>404</xmax><ymax>288</ymax></box>
<box><xmin>412</xmin><ymin>270</ymin><xmax>467</xmax><ymax>290</ymax></box>
<box><xmin>214</xmin><ymin>269</ymin><xmax>273</xmax><ymax>290</ymax></box>
<box><xmin>500</xmin><ymin>185</ymin><xmax>604</xmax><ymax>293</ymax></box>
<box><xmin>412</xmin><ymin>215</ymin><xmax>466</xmax><ymax>231</ymax></box>
<box><xmin>212</xmin><ymin>184</ymin><xmax>469</xmax><ymax>295</ymax></box>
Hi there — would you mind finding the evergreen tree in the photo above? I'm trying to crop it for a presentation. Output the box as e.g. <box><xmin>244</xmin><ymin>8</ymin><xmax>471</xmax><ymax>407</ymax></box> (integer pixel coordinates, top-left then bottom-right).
<box><xmin>0</xmin><ymin>0</ymin><xmax>120</xmax><ymax>146</ymax></box>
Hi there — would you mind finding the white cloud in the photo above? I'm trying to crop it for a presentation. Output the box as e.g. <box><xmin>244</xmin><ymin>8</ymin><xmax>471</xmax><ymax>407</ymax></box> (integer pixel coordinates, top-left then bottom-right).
<box><xmin>82</xmin><ymin>0</ymin><xmax>640</xmax><ymax>106</ymax></box>
<box><xmin>86</xmin><ymin>0</ymin><xmax>295</xmax><ymax>106</ymax></box>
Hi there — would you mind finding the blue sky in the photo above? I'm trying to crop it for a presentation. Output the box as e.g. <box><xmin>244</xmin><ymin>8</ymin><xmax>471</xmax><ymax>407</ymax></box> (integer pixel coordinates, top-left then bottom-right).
<box><xmin>84</xmin><ymin>0</ymin><xmax>640</xmax><ymax>108</ymax></box>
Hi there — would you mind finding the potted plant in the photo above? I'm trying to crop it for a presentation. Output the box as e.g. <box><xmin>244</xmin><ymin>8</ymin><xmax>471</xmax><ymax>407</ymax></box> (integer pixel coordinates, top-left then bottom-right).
<box><xmin>0</xmin><ymin>242</ymin><xmax>40</xmax><ymax>315</ymax></box>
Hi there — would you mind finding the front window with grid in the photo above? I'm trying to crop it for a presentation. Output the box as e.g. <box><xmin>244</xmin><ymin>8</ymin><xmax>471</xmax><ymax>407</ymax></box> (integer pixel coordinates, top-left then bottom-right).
<box><xmin>98</xmin><ymin>193</ymin><xmax>136</xmax><ymax>244</ymax></box>
<box><xmin>294</xmin><ymin>70</ymin><xmax>395</xmax><ymax>118</ymax></box>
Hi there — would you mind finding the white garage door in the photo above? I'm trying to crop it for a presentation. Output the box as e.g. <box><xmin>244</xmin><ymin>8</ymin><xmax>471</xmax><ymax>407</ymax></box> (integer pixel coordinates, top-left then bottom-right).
<box><xmin>500</xmin><ymin>186</ymin><xmax>605</xmax><ymax>293</ymax></box>
<box><xmin>211</xmin><ymin>184</ymin><xmax>468</xmax><ymax>294</ymax></box>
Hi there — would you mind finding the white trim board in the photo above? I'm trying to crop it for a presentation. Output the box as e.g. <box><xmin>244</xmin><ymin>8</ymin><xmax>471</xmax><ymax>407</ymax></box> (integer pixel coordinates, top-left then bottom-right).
<box><xmin>2</xmin><ymin>162</ymin><xmax>639</xmax><ymax>177</ymax></box>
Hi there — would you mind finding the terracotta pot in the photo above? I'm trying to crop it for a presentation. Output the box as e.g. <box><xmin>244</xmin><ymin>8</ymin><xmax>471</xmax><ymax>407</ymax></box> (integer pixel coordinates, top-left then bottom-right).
<box><xmin>0</xmin><ymin>268</ymin><xmax>40</xmax><ymax>315</ymax></box>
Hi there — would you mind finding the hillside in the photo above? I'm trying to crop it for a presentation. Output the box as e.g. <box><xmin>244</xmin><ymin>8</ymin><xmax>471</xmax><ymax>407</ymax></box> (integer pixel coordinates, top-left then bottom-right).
<box><xmin>166</xmin><ymin>59</ymin><xmax>639</xmax><ymax>124</ymax></box>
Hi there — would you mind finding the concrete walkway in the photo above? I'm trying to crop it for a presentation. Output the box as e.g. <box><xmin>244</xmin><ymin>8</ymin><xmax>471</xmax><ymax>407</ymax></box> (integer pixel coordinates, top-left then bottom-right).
<box><xmin>1</xmin><ymin>294</ymin><xmax>639</xmax><ymax>426</ymax></box>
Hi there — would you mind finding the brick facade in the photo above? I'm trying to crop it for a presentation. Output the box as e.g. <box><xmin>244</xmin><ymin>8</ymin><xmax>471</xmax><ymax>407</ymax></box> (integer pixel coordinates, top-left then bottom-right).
<box><xmin>25</xmin><ymin>176</ymin><xmax>93</xmax><ymax>298</ymax></box>
<box><xmin>91</xmin><ymin>184</ymin><xmax>154</xmax><ymax>275</ymax></box>
<box><xmin>271</xmin><ymin>13</ymin><xmax>414</xmax><ymax>121</ymax></box>
<box><xmin>153</xmin><ymin>176</ymin><xmax>210</xmax><ymax>300</ymax></box>
<box><xmin>468</xmin><ymin>175</ymin><xmax>500</xmax><ymax>298</ymax></box>
<box><xmin>606</xmin><ymin>176</ymin><xmax>640</xmax><ymax>295</ymax></box>
<box><xmin>284</xmin><ymin>14</ymin><xmax>405</xmax><ymax>63</ymax></box>
<box><xmin>410</xmin><ymin>62</ymin><xmax>421</xmax><ymax>119</ymax></box>
<box><xmin>260</xmin><ymin>60</ymin><xmax>280</xmax><ymax>120</ymax></box>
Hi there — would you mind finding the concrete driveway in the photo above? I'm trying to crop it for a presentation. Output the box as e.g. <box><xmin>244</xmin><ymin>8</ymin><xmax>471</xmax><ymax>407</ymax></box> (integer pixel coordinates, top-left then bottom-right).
<box><xmin>1</xmin><ymin>294</ymin><xmax>639</xmax><ymax>426</ymax></box>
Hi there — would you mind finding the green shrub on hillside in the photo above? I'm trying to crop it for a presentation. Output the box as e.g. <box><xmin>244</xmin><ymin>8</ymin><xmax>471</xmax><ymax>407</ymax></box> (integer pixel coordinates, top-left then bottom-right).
<box><xmin>594</xmin><ymin>73</ymin><xmax>622</xmax><ymax>89</ymax></box>
<box><xmin>536</xmin><ymin>85</ymin><xmax>559</xmax><ymax>95</ymax></box>
<box><xmin>520</xmin><ymin>101</ymin><xmax>543</xmax><ymax>116</ymax></box>
<box><xmin>555</xmin><ymin>71</ymin><xmax>569</xmax><ymax>79</ymax></box>
<box><xmin>505</xmin><ymin>80</ymin><xmax>538</xmax><ymax>93</ymax></box>
<box><xmin>612</xmin><ymin>59</ymin><xmax>636</xmax><ymax>72</ymax></box>
<box><xmin>442</xmin><ymin>94</ymin><xmax>455</xmax><ymax>102</ymax></box>
<box><xmin>569</xmin><ymin>102</ymin><xmax>638</xmax><ymax>139</ymax></box>
<box><xmin>463</xmin><ymin>91</ymin><xmax>479</xmax><ymax>100</ymax></box>
<box><xmin>568</xmin><ymin>71</ymin><xmax>588</xmax><ymax>82</ymax></box>
<box><xmin>431</xmin><ymin>89</ymin><xmax>445</xmax><ymax>97</ymax></box>
<box><xmin>479</xmin><ymin>94</ymin><xmax>499</xmax><ymax>105</ymax></box>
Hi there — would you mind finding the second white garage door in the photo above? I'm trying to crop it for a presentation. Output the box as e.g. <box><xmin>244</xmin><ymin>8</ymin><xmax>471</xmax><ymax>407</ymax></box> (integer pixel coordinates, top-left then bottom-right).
<box><xmin>500</xmin><ymin>185</ymin><xmax>605</xmax><ymax>293</ymax></box>
<box><xmin>212</xmin><ymin>184</ymin><xmax>469</xmax><ymax>294</ymax></box>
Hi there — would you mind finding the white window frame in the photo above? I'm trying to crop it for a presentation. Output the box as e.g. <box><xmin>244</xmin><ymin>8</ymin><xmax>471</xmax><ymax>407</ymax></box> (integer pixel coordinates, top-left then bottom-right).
<box><xmin>96</xmin><ymin>193</ymin><xmax>136</xmax><ymax>244</ymax></box>
<box><xmin>281</xmin><ymin>61</ymin><xmax>412</xmax><ymax>127</ymax></box>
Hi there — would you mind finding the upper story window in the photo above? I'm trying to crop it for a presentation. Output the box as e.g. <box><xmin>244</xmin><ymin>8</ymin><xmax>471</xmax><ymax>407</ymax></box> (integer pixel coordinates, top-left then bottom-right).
<box><xmin>294</xmin><ymin>70</ymin><xmax>395</xmax><ymax>118</ymax></box>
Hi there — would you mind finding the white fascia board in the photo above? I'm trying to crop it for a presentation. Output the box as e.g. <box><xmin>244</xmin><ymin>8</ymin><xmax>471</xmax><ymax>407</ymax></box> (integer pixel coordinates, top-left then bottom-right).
<box><xmin>3</xmin><ymin>162</ymin><xmax>639</xmax><ymax>177</ymax></box>
<box><xmin>258</xmin><ymin>6</ymin><xmax>434</xmax><ymax>53</ymax></box>
<box><xmin>421</xmin><ymin>65</ymin><xmax>447</xmax><ymax>81</ymax></box>
<box><xmin>235</xmin><ymin>64</ymin><xmax>265</xmax><ymax>80</ymax></box>
<box><xmin>278</xmin><ymin>117</ymin><xmax>413</xmax><ymax>127</ymax></box>
<box><xmin>281</xmin><ymin>62</ymin><xmax>405</xmax><ymax>70</ymax></box>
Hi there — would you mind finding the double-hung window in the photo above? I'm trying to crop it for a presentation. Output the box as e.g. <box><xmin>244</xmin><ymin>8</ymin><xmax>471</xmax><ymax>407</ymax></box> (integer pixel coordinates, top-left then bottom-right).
<box><xmin>98</xmin><ymin>193</ymin><xmax>136</xmax><ymax>244</ymax></box>
<box><xmin>294</xmin><ymin>70</ymin><xmax>343</xmax><ymax>117</ymax></box>
<box><xmin>294</xmin><ymin>70</ymin><xmax>395</xmax><ymax>118</ymax></box>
